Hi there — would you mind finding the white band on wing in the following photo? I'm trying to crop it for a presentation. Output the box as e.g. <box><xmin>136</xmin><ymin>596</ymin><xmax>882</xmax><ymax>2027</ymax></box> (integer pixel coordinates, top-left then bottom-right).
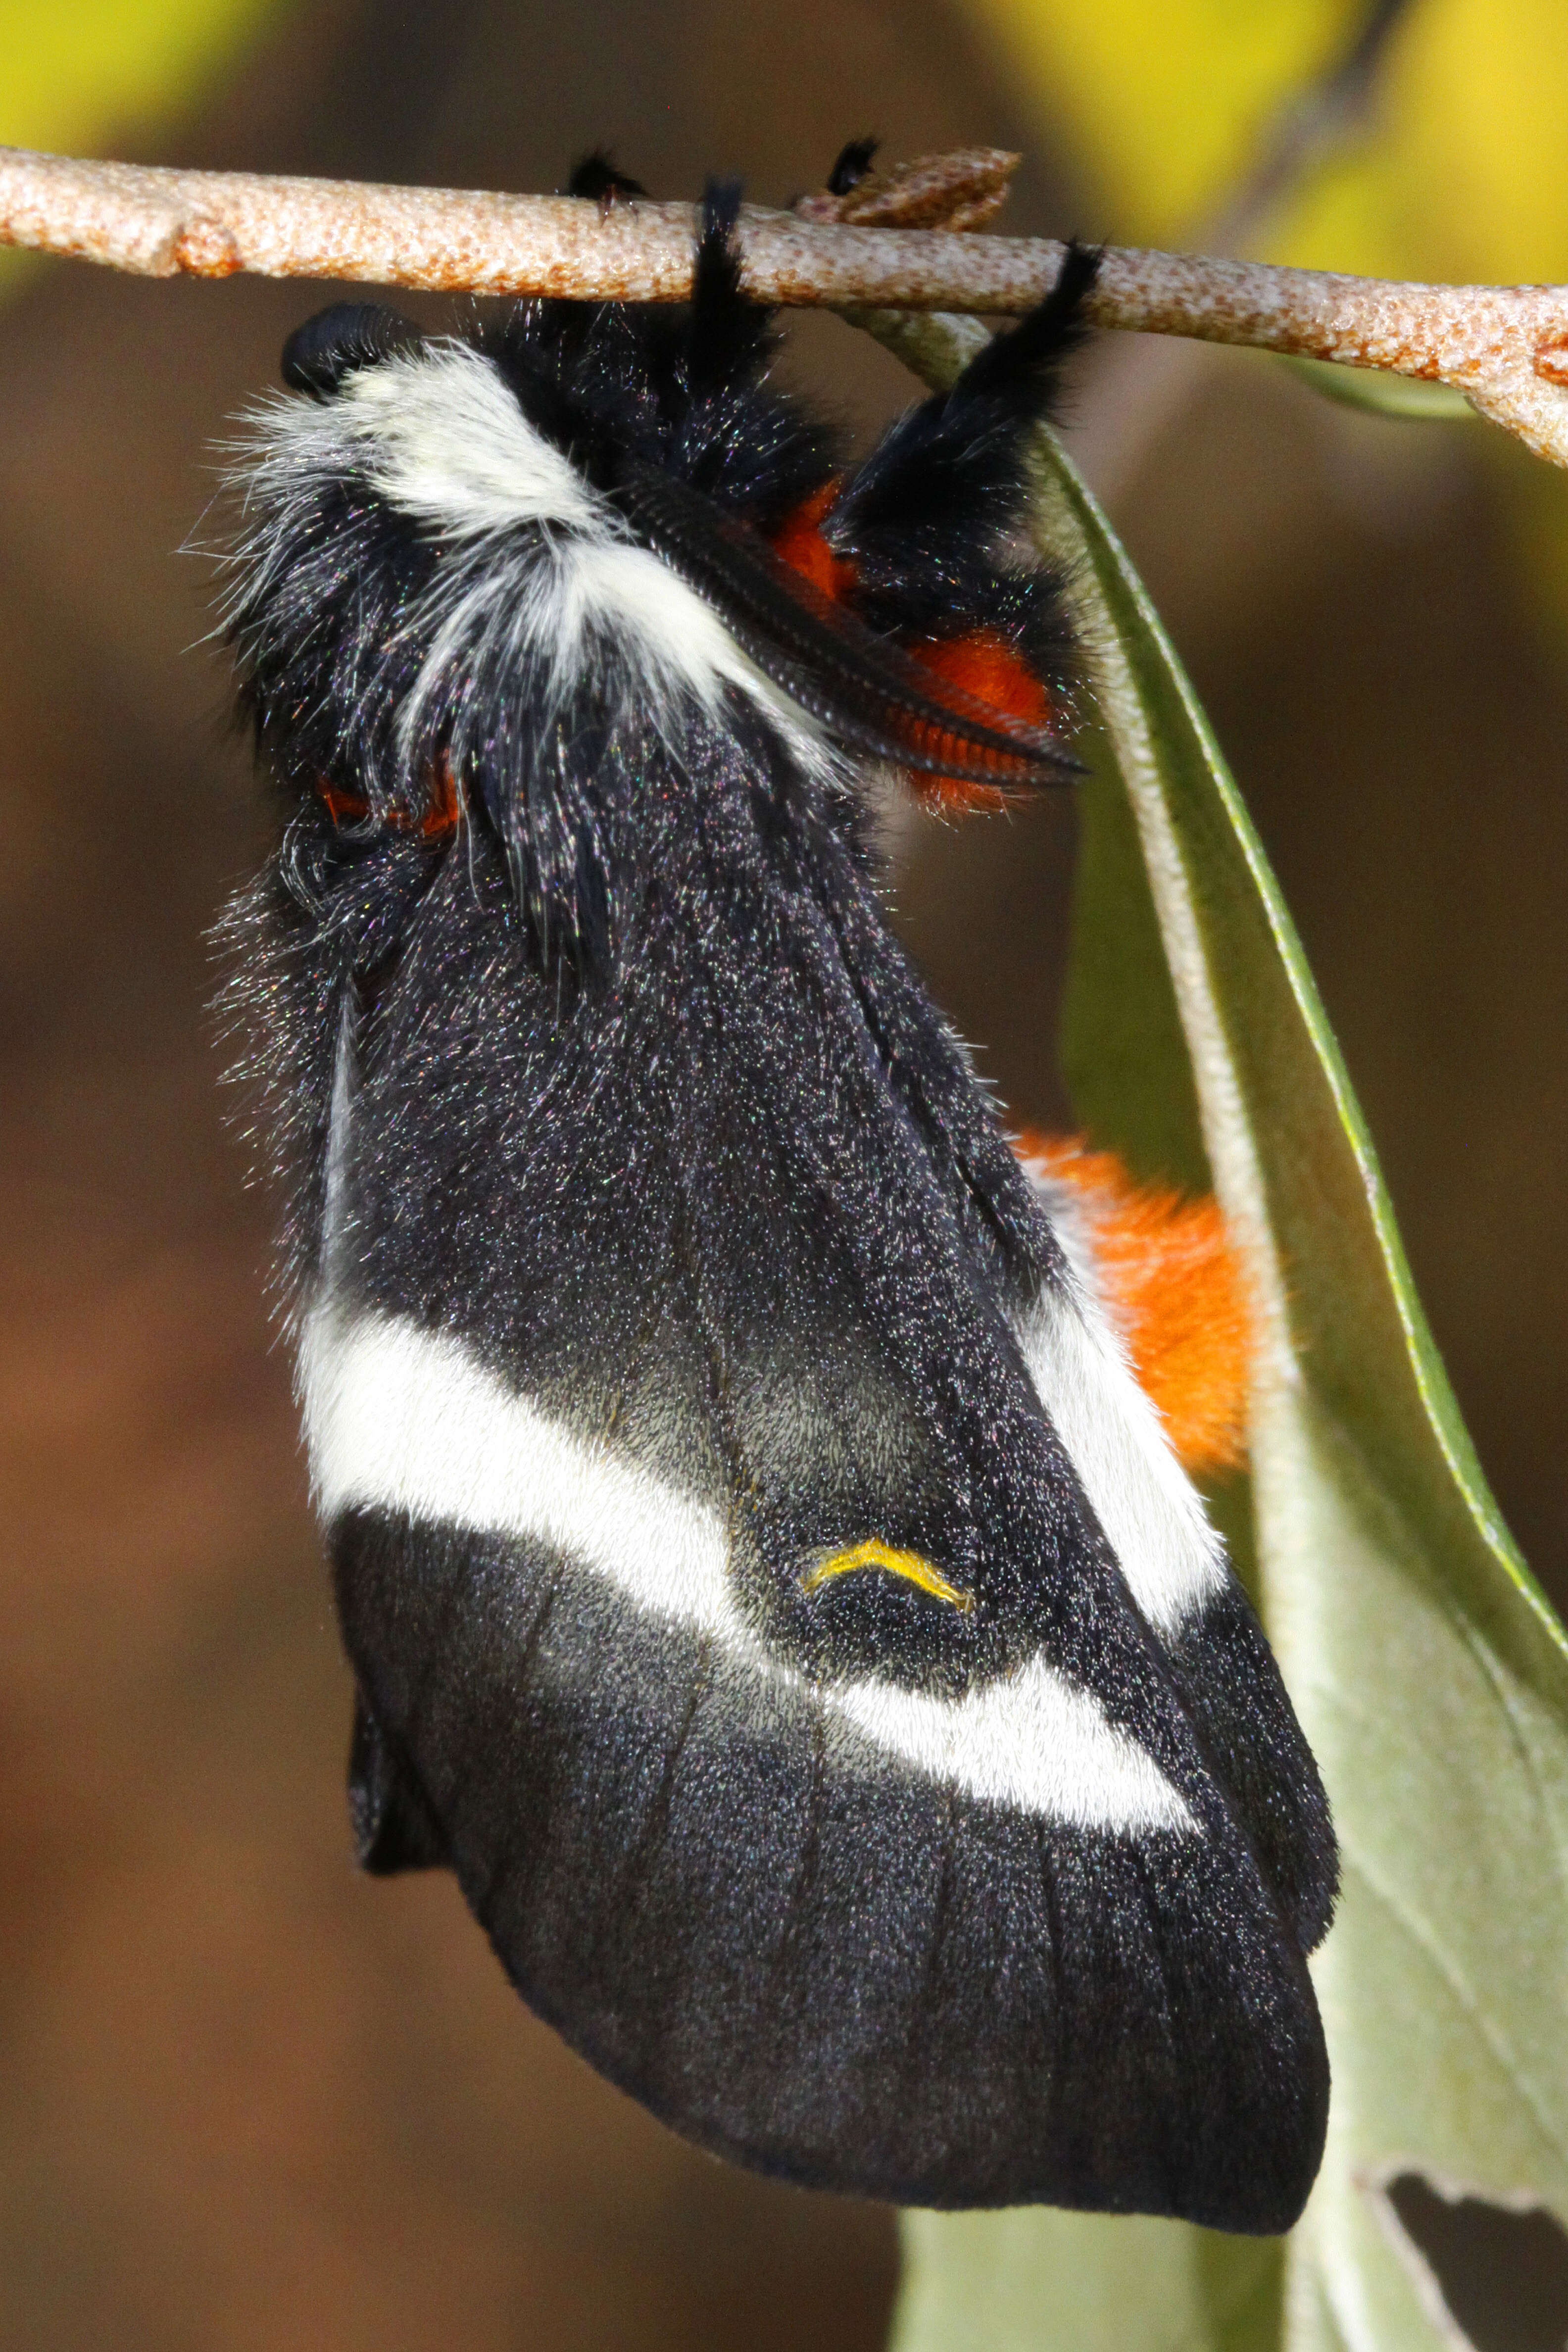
<box><xmin>1012</xmin><ymin>1270</ymin><xmax>1227</xmax><ymax>1643</ymax></box>
<box><xmin>299</xmin><ymin>1302</ymin><xmax>1197</xmax><ymax>1835</ymax></box>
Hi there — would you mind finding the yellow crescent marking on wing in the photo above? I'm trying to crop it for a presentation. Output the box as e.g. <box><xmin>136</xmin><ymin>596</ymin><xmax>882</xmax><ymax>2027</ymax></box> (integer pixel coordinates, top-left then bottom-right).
<box><xmin>800</xmin><ymin>1539</ymin><xmax>975</xmax><ymax>1615</ymax></box>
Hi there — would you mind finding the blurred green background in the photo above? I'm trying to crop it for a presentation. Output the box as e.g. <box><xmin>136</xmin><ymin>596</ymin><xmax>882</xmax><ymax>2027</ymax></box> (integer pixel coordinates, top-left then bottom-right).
<box><xmin>1</xmin><ymin>0</ymin><xmax>1564</xmax><ymax>2346</ymax></box>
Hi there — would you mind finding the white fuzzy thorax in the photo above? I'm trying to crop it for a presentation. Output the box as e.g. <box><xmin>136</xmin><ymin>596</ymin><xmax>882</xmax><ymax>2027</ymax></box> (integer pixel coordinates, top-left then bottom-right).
<box><xmin>236</xmin><ymin>342</ymin><xmax>832</xmax><ymax>774</ymax></box>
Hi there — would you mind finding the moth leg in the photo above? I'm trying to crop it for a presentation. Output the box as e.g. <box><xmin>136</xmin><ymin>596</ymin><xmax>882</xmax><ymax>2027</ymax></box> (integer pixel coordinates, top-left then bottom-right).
<box><xmin>826</xmin><ymin>138</ymin><xmax>879</xmax><ymax>197</ymax></box>
<box><xmin>827</xmin><ymin>244</ymin><xmax>1099</xmax><ymax>551</ymax></box>
<box><xmin>566</xmin><ymin>150</ymin><xmax>648</xmax><ymax>213</ymax></box>
<box><xmin>686</xmin><ymin>180</ymin><xmax>773</xmax><ymax>396</ymax></box>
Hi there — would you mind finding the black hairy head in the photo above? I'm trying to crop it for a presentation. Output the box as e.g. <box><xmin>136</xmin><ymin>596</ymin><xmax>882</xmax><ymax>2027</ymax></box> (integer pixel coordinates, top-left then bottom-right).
<box><xmin>281</xmin><ymin>302</ymin><xmax>425</xmax><ymax>398</ymax></box>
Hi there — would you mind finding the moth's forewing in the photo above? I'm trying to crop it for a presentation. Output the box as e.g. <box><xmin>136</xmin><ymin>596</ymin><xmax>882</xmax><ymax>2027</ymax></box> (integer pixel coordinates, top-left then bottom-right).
<box><xmin>282</xmin><ymin>752</ymin><xmax>1330</xmax><ymax>2230</ymax></box>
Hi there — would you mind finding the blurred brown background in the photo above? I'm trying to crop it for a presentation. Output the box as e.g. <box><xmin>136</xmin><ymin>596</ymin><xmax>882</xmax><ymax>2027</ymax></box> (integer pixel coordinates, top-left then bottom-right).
<box><xmin>2</xmin><ymin>0</ymin><xmax>1565</xmax><ymax>2345</ymax></box>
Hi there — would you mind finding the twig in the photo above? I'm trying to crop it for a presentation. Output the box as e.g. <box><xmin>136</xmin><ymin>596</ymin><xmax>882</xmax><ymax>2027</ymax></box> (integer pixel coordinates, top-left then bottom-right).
<box><xmin>1064</xmin><ymin>0</ymin><xmax>1422</xmax><ymax>507</ymax></box>
<box><xmin>1205</xmin><ymin>0</ymin><xmax>1414</xmax><ymax>255</ymax></box>
<box><xmin>4</xmin><ymin>144</ymin><xmax>1568</xmax><ymax>467</ymax></box>
<box><xmin>792</xmin><ymin>145</ymin><xmax>1020</xmax><ymax>232</ymax></box>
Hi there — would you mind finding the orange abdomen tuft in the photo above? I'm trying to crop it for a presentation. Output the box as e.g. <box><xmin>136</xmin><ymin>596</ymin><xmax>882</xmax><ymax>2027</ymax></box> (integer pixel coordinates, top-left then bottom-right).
<box><xmin>1017</xmin><ymin>1132</ymin><xmax>1256</xmax><ymax>1475</ymax></box>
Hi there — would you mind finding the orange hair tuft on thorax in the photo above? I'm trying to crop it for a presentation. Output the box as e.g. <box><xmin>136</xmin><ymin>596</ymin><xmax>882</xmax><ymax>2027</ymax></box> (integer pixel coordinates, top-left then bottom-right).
<box><xmin>1016</xmin><ymin>1132</ymin><xmax>1257</xmax><ymax>1476</ymax></box>
<box><xmin>767</xmin><ymin>496</ymin><xmax>1060</xmax><ymax>816</ymax></box>
<box><xmin>906</xmin><ymin>633</ymin><xmax>1055</xmax><ymax>816</ymax></box>
<box><xmin>770</xmin><ymin>480</ymin><xmax>858</xmax><ymax>601</ymax></box>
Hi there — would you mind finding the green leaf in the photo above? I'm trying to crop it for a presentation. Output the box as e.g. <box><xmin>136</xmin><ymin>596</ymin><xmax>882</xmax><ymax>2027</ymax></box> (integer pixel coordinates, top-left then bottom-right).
<box><xmin>0</xmin><ymin>0</ymin><xmax>290</xmax><ymax>154</ymax></box>
<box><xmin>0</xmin><ymin>0</ymin><xmax>294</xmax><ymax>298</ymax></box>
<box><xmin>895</xmin><ymin>2210</ymin><xmax>1283</xmax><ymax>2352</ymax></box>
<box><xmin>1280</xmin><ymin>357</ymin><xmax>1475</xmax><ymax>425</ymax></box>
<box><xmin>861</xmin><ymin>310</ymin><xmax>1568</xmax><ymax>2352</ymax></box>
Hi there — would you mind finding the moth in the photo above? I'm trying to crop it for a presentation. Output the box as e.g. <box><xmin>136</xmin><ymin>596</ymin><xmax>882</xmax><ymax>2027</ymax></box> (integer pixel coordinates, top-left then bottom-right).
<box><xmin>218</xmin><ymin>154</ymin><xmax>1336</xmax><ymax>2234</ymax></box>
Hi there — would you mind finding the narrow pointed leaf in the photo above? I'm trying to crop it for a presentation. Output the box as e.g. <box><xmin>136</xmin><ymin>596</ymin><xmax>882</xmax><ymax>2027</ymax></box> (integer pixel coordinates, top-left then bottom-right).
<box><xmin>864</xmin><ymin>310</ymin><xmax>1568</xmax><ymax>2352</ymax></box>
<box><xmin>895</xmin><ymin>2209</ymin><xmax>1283</xmax><ymax>2352</ymax></box>
<box><xmin>1280</xmin><ymin>357</ymin><xmax>1475</xmax><ymax>423</ymax></box>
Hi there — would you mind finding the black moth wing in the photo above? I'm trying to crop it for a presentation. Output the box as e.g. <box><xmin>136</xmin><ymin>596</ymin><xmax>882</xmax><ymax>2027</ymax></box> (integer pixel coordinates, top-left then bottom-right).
<box><xmin>221</xmin><ymin>194</ymin><xmax>1336</xmax><ymax>2232</ymax></box>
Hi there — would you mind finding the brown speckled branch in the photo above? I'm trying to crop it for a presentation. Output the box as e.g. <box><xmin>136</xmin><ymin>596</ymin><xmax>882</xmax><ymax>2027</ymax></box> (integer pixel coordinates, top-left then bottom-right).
<box><xmin>5</xmin><ymin>144</ymin><xmax>1568</xmax><ymax>465</ymax></box>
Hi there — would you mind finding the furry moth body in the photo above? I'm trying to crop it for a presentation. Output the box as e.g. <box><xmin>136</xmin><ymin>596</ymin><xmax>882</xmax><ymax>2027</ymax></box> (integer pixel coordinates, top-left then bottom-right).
<box><xmin>219</xmin><ymin>170</ymin><xmax>1336</xmax><ymax>2233</ymax></box>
